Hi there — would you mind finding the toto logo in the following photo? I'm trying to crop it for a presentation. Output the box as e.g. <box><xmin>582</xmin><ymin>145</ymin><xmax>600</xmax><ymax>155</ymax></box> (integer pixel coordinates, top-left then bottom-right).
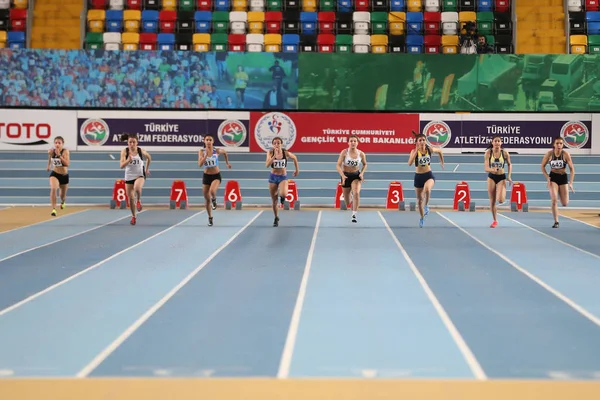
<box><xmin>0</xmin><ymin>122</ymin><xmax>52</xmax><ymax>145</ymax></box>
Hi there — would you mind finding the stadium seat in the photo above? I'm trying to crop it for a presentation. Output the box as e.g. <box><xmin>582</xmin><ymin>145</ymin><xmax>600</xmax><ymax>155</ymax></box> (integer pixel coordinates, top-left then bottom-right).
<box><xmin>87</xmin><ymin>10</ymin><xmax>106</xmax><ymax>33</ymax></box>
<box><xmin>588</xmin><ymin>34</ymin><xmax>600</xmax><ymax>53</ymax></box>
<box><xmin>282</xmin><ymin>33</ymin><xmax>298</xmax><ymax>51</ymax></box>
<box><xmin>13</xmin><ymin>0</ymin><xmax>28</xmax><ymax>8</ymax></box>
<box><xmin>424</xmin><ymin>34</ymin><xmax>441</xmax><ymax>52</ymax></box>
<box><xmin>247</xmin><ymin>33</ymin><xmax>264</xmax><ymax>50</ymax></box>
<box><xmin>122</xmin><ymin>32</ymin><xmax>140</xmax><ymax>49</ymax></box>
<box><xmin>353</xmin><ymin>34</ymin><xmax>370</xmax><ymax>53</ymax></box>
<box><xmin>7</xmin><ymin>30</ymin><xmax>25</xmax><ymax>48</ymax></box>
<box><xmin>211</xmin><ymin>32</ymin><xmax>228</xmax><ymax>50</ymax></box>
<box><xmin>106</xmin><ymin>10</ymin><xmax>123</xmax><ymax>32</ymax></box>
<box><xmin>406</xmin><ymin>34</ymin><xmax>424</xmax><ymax>53</ymax></box>
<box><xmin>389</xmin><ymin>12</ymin><xmax>406</xmax><ymax>35</ymax></box>
<box><xmin>139</xmin><ymin>32</ymin><xmax>157</xmax><ymax>49</ymax></box>
<box><xmin>103</xmin><ymin>32</ymin><xmax>122</xmax><ymax>50</ymax></box>
<box><xmin>425</xmin><ymin>0</ymin><xmax>440</xmax><ymax>12</ymax></box>
<box><xmin>127</xmin><ymin>0</ymin><xmax>142</xmax><ymax>9</ymax></box>
<box><xmin>124</xmin><ymin>10</ymin><xmax>141</xmax><ymax>32</ymax></box>
<box><xmin>587</xmin><ymin>0</ymin><xmax>599</xmax><ymax>11</ymax></box>
<box><xmin>317</xmin><ymin>33</ymin><xmax>334</xmax><ymax>52</ymax></box>
<box><xmin>230</xmin><ymin>11</ymin><xmax>248</xmax><ymax>34</ymax></box>
<box><xmin>228</xmin><ymin>33</ymin><xmax>246</xmax><ymax>51</ymax></box>
<box><xmin>157</xmin><ymin>33</ymin><xmax>175</xmax><ymax>49</ymax></box>
<box><xmin>162</xmin><ymin>0</ymin><xmax>177</xmax><ymax>10</ymax></box>
<box><xmin>79</xmin><ymin>0</ymin><xmax>519</xmax><ymax>54</ymax></box>
<box><xmin>248</xmin><ymin>11</ymin><xmax>265</xmax><ymax>33</ymax></box>
<box><xmin>441</xmin><ymin>34</ymin><xmax>458</xmax><ymax>53</ymax></box>
<box><xmin>9</xmin><ymin>8</ymin><xmax>27</xmax><ymax>31</ymax></box>
<box><xmin>109</xmin><ymin>0</ymin><xmax>125</xmax><ymax>9</ymax></box>
<box><xmin>570</xmin><ymin>34</ymin><xmax>587</xmax><ymax>53</ymax></box>
<box><xmin>159</xmin><ymin>10</ymin><xmax>177</xmax><ymax>33</ymax></box>
<box><xmin>0</xmin><ymin>0</ymin><xmax>10</xmax><ymax>8</ymax></box>
<box><xmin>193</xmin><ymin>32</ymin><xmax>210</xmax><ymax>51</ymax></box>
<box><xmin>0</xmin><ymin>9</ymin><xmax>8</xmax><ymax>31</ymax></box>
<box><xmin>0</xmin><ymin>30</ymin><xmax>6</xmax><ymax>48</ymax></box>
<box><xmin>264</xmin><ymin>32</ymin><xmax>282</xmax><ymax>51</ymax></box>
<box><xmin>371</xmin><ymin>34</ymin><xmax>388</xmax><ymax>53</ymax></box>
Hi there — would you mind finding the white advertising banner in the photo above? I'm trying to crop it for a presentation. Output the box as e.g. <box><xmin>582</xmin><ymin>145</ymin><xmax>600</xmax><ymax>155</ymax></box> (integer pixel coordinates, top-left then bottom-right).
<box><xmin>0</xmin><ymin>109</ymin><xmax>77</xmax><ymax>151</ymax></box>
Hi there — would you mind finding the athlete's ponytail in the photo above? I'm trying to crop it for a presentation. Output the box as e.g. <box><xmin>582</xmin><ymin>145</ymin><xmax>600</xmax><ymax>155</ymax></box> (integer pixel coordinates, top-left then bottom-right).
<box><xmin>121</xmin><ymin>134</ymin><xmax>129</xmax><ymax>142</ymax></box>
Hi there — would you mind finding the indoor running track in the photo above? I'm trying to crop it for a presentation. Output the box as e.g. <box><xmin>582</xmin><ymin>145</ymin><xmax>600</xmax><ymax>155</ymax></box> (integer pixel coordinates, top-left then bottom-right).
<box><xmin>0</xmin><ymin>208</ymin><xmax>600</xmax><ymax>382</ymax></box>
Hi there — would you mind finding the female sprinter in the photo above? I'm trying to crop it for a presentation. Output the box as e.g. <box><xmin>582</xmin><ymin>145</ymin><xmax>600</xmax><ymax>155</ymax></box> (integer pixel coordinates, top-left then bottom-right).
<box><xmin>46</xmin><ymin>136</ymin><xmax>70</xmax><ymax>217</ymax></box>
<box><xmin>408</xmin><ymin>133</ymin><xmax>445</xmax><ymax>228</ymax></box>
<box><xmin>484</xmin><ymin>135</ymin><xmax>513</xmax><ymax>228</ymax></box>
<box><xmin>265</xmin><ymin>136</ymin><xmax>299</xmax><ymax>227</ymax></box>
<box><xmin>119</xmin><ymin>134</ymin><xmax>151</xmax><ymax>226</ymax></box>
<box><xmin>198</xmin><ymin>135</ymin><xmax>231</xmax><ymax>227</ymax></box>
<box><xmin>336</xmin><ymin>134</ymin><xmax>367</xmax><ymax>223</ymax></box>
<box><xmin>541</xmin><ymin>136</ymin><xmax>575</xmax><ymax>228</ymax></box>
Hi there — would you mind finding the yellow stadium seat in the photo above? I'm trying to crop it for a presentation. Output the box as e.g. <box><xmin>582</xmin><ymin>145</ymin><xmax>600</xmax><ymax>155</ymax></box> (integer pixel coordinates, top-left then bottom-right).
<box><xmin>407</xmin><ymin>0</ymin><xmax>422</xmax><ymax>12</ymax></box>
<box><xmin>193</xmin><ymin>33</ymin><xmax>211</xmax><ymax>52</ymax></box>
<box><xmin>0</xmin><ymin>31</ymin><xmax>6</xmax><ymax>48</ymax></box>
<box><xmin>459</xmin><ymin>11</ymin><xmax>476</xmax><ymax>30</ymax></box>
<box><xmin>302</xmin><ymin>0</ymin><xmax>317</xmax><ymax>12</ymax></box>
<box><xmin>370</xmin><ymin>34</ymin><xmax>388</xmax><ymax>53</ymax></box>
<box><xmin>233</xmin><ymin>0</ymin><xmax>248</xmax><ymax>11</ymax></box>
<box><xmin>389</xmin><ymin>12</ymin><xmax>406</xmax><ymax>35</ymax></box>
<box><xmin>13</xmin><ymin>0</ymin><xmax>28</xmax><ymax>9</ymax></box>
<box><xmin>570</xmin><ymin>34</ymin><xmax>587</xmax><ymax>45</ymax></box>
<box><xmin>123</xmin><ymin>10</ymin><xmax>141</xmax><ymax>33</ymax></box>
<box><xmin>264</xmin><ymin>33</ymin><xmax>282</xmax><ymax>52</ymax></box>
<box><xmin>87</xmin><ymin>10</ymin><xmax>106</xmax><ymax>33</ymax></box>
<box><xmin>121</xmin><ymin>32</ymin><xmax>139</xmax><ymax>50</ymax></box>
<box><xmin>248</xmin><ymin>11</ymin><xmax>265</xmax><ymax>33</ymax></box>
<box><xmin>570</xmin><ymin>35</ymin><xmax>587</xmax><ymax>54</ymax></box>
<box><xmin>441</xmin><ymin>35</ymin><xmax>458</xmax><ymax>53</ymax></box>
<box><xmin>162</xmin><ymin>0</ymin><xmax>177</xmax><ymax>10</ymax></box>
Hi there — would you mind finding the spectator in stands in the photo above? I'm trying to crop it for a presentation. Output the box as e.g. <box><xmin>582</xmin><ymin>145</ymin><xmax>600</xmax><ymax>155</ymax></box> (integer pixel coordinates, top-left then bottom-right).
<box><xmin>477</xmin><ymin>36</ymin><xmax>494</xmax><ymax>54</ymax></box>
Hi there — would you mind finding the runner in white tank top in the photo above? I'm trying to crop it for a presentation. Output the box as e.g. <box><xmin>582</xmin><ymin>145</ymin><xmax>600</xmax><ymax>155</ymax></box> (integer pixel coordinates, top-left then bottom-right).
<box><xmin>336</xmin><ymin>134</ymin><xmax>367</xmax><ymax>223</ymax></box>
<box><xmin>119</xmin><ymin>134</ymin><xmax>152</xmax><ymax>226</ymax></box>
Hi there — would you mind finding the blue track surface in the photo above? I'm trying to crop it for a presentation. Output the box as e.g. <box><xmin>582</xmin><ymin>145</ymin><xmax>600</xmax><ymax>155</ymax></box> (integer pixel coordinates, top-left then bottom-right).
<box><xmin>0</xmin><ymin>208</ymin><xmax>599</xmax><ymax>381</ymax></box>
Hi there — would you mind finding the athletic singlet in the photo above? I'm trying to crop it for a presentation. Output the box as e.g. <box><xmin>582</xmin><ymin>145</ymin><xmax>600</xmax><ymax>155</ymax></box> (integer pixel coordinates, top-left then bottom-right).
<box><xmin>489</xmin><ymin>149</ymin><xmax>506</xmax><ymax>169</ymax></box>
<box><xmin>203</xmin><ymin>148</ymin><xmax>219</xmax><ymax>169</ymax></box>
<box><xmin>415</xmin><ymin>147</ymin><xmax>431</xmax><ymax>167</ymax></box>
<box><xmin>343</xmin><ymin>149</ymin><xmax>361</xmax><ymax>168</ymax></box>
<box><xmin>51</xmin><ymin>149</ymin><xmax>64</xmax><ymax>169</ymax></box>
<box><xmin>549</xmin><ymin>151</ymin><xmax>567</xmax><ymax>170</ymax></box>
<box><xmin>124</xmin><ymin>148</ymin><xmax>145</xmax><ymax>181</ymax></box>
<box><xmin>271</xmin><ymin>149</ymin><xmax>287</xmax><ymax>169</ymax></box>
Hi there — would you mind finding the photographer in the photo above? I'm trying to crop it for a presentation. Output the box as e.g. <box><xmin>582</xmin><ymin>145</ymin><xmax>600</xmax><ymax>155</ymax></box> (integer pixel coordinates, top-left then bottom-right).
<box><xmin>459</xmin><ymin>21</ymin><xmax>479</xmax><ymax>54</ymax></box>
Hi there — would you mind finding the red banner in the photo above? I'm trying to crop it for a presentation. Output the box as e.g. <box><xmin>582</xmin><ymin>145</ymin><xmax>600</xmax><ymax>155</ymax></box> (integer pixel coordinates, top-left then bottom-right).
<box><xmin>249</xmin><ymin>112</ymin><xmax>419</xmax><ymax>153</ymax></box>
